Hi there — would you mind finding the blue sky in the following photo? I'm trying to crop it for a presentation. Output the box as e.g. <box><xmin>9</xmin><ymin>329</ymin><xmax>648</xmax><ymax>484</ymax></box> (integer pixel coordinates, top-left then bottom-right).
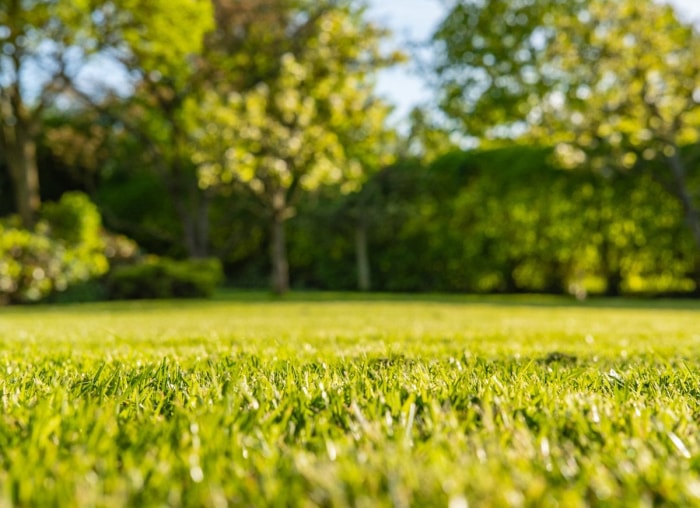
<box><xmin>366</xmin><ymin>0</ymin><xmax>443</xmax><ymax>122</ymax></box>
<box><xmin>367</xmin><ymin>0</ymin><xmax>700</xmax><ymax>124</ymax></box>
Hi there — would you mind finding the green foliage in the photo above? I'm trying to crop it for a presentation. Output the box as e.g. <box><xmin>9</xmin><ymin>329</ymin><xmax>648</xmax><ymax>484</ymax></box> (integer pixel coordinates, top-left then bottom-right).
<box><xmin>0</xmin><ymin>192</ymin><xmax>108</xmax><ymax>304</ymax></box>
<box><xmin>96</xmin><ymin>168</ymin><xmax>184</xmax><ymax>256</ymax></box>
<box><xmin>431</xmin><ymin>0</ymin><xmax>700</xmax><ymax>252</ymax></box>
<box><xmin>2</xmin><ymin>295</ymin><xmax>700</xmax><ymax>504</ymax></box>
<box><xmin>115</xmin><ymin>0</ymin><xmax>213</xmax><ymax>80</ymax></box>
<box><xmin>433</xmin><ymin>149</ymin><xmax>695</xmax><ymax>295</ymax></box>
<box><xmin>284</xmin><ymin>146</ymin><xmax>696</xmax><ymax>295</ymax></box>
<box><xmin>542</xmin><ymin>0</ymin><xmax>700</xmax><ymax>249</ymax></box>
<box><xmin>186</xmin><ymin>0</ymin><xmax>399</xmax><ymax>292</ymax></box>
<box><xmin>545</xmin><ymin>0</ymin><xmax>700</xmax><ymax>161</ymax></box>
<box><xmin>0</xmin><ymin>224</ymin><xmax>58</xmax><ymax>303</ymax></box>
<box><xmin>402</xmin><ymin>107</ymin><xmax>458</xmax><ymax>162</ymax></box>
<box><xmin>431</xmin><ymin>0</ymin><xmax>559</xmax><ymax>138</ymax></box>
<box><xmin>41</xmin><ymin>191</ymin><xmax>103</xmax><ymax>248</ymax></box>
<box><xmin>431</xmin><ymin>0</ymin><xmax>700</xmax><ymax>149</ymax></box>
<box><xmin>192</xmin><ymin>0</ymin><xmax>397</xmax><ymax>189</ymax></box>
<box><xmin>190</xmin><ymin>1</ymin><xmax>398</xmax><ymax>198</ymax></box>
<box><xmin>287</xmin><ymin>189</ymin><xmax>358</xmax><ymax>290</ymax></box>
<box><xmin>14</xmin><ymin>0</ymin><xmax>700</xmax><ymax>299</ymax></box>
<box><xmin>107</xmin><ymin>257</ymin><xmax>223</xmax><ymax>300</ymax></box>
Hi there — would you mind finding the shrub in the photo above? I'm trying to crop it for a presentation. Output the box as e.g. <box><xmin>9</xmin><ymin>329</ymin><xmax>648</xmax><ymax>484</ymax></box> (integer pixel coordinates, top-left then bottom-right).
<box><xmin>41</xmin><ymin>191</ymin><xmax>109</xmax><ymax>284</ymax></box>
<box><xmin>107</xmin><ymin>257</ymin><xmax>223</xmax><ymax>300</ymax></box>
<box><xmin>0</xmin><ymin>225</ymin><xmax>57</xmax><ymax>303</ymax></box>
<box><xmin>0</xmin><ymin>192</ymin><xmax>108</xmax><ymax>304</ymax></box>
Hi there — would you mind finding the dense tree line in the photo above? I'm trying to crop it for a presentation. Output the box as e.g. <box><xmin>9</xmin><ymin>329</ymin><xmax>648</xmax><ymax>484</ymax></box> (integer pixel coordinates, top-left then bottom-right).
<box><xmin>2</xmin><ymin>0</ymin><xmax>700</xmax><ymax>301</ymax></box>
<box><xmin>282</xmin><ymin>146</ymin><xmax>698</xmax><ymax>296</ymax></box>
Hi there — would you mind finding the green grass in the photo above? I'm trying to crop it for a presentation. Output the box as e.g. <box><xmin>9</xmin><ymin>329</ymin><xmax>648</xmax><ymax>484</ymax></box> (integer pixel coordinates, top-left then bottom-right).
<box><xmin>2</xmin><ymin>292</ymin><xmax>700</xmax><ymax>506</ymax></box>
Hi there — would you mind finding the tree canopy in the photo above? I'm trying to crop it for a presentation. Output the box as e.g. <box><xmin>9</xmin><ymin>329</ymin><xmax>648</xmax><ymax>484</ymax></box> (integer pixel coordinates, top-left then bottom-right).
<box><xmin>432</xmin><ymin>0</ymin><xmax>700</xmax><ymax>250</ymax></box>
<box><xmin>0</xmin><ymin>0</ymin><xmax>212</xmax><ymax>228</ymax></box>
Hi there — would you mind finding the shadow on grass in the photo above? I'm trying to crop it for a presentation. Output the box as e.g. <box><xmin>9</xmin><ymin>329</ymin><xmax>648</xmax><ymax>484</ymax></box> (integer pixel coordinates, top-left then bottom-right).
<box><xmin>212</xmin><ymin>289</ymin><xmax>700</xmax><ymax>311</ymax></box>
<box><xmin>2</xmin><ymin>288</ymin><xmax>699</xmax><ymax>313</ymax></box>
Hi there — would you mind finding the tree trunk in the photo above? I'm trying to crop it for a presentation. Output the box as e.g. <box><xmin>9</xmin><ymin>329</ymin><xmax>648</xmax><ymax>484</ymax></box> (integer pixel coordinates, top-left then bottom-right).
<box><xmin>355</xmin><ymin>218</ymin><xmax>371</xmax><ymax>291</ymax></box>
<box><xmin>502</xmin><ymin>264</ymin><xmax>518</xmax><ymax>293</ymax></box>
<box><xmin>173</xmin><ymin>186</ymin><xmax>211</xmax><ymax>259</ymax></box>
<box><xmin>603</xmin><ymin>270</ymin><xmax>623</xmax><ymax>297</ymax></box>
<box><xmin>599</xmin><ymin>235</ymin><xmax>623</xmax><ymax>296</ymax></box>
<box><xmin>182</xmin><ymin>213</ymin><xmax>196</xmax><ymax>258</ymax></box>
<box><xmin>195</xmin><ymin>194</ymin><xmax>210</xmax><ymax>258</ymax></box>
<box><xmin>181</xmin><ymin>195</ymin><xmax>210</xmax><ymax>258</ymax></box>
<box><xmin>270</xmin><ymin>211</ymin><xmax>289</xmax><ymax>295</ymax></box>
<box><xmin>4</xmin><ymin>123</ymin><xmax>40</xmax><ymax>228</ymax></box>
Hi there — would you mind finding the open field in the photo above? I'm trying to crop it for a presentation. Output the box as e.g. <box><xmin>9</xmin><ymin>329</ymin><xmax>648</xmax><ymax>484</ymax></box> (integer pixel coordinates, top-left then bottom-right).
<box><xmin>2</xmin><ymin>292</ymin><xmax>700</xmax><ymax>506</ymax></box>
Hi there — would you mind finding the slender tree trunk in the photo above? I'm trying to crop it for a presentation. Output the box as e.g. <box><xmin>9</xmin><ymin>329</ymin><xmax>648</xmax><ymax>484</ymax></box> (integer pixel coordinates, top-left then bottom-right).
<box><xmin>181</xmin><ymin>193</ymin><xmax>211</xmax><ymax>259</ymax></box>
<box><xmin>502</xmin><ymin>263</ymin><xmax>518</xmax><ymax>293</ymax></box>
<box><xmin>179</xmin><ymin>203</ymin><xmax>210</xmax><ymax>258</ymax></box>
<box><xmin>3</xmin><ymin>123</ymin><xmax>40</xmax><ymax>228</ymax></box>
<box><xmin>268</xmin><ymin>188</ymin><xmax>290</xmax><ymax>295</ymax></box>
<box><xmin>599</xmin><ymin>234</ymin><xmax>623</xmax><ymax>296</ymax></box>
<box><xmin>195</xmin><ymin>195</ymin><xmax>210</xmax><ymax>258</ymax></box>
<box><xmin>355</xmin><ymin>218</ymin><xmax>371</xmax><ymax>291</ymax></box>
<box><xmin>270</xmin><ymin>211</ymin><xmax>289</xmax><ymax>295</ymax></box>
<box><xmin>181</xmin><ymin>213</ymin><xmax>197</xmax><ymax>258</ymax></box>
<box><xmin>172</xmin><ymin>178</ymin><xmax>211</xmax><ymax>258</ymax></box>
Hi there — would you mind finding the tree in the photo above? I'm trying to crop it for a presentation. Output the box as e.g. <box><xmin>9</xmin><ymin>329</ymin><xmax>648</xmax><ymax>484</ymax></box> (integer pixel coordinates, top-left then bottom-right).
<box><xmin>432</xmin><ymin>0</ymin><xmax>700</xmax><ymax>260</ymax></box>
<box><xmin>542</xmin><ymin>0</ymin><xmax>700</xmax><ymax>252</ymax></box>
<box><xmin>0</xmin><ymin>0</ymin><xmax>213</xmax><ymax>234</ymax></box>
<box><xmin>70</xmin><ymin>0</ymin><xmax>214</xmax><ymax>258</ymax></box>
<box><xmin>0</xmin><ymin>0</ymin><xmax>100</xmax><ymax>226</ymax></box>
<box><xmin>190</xmin><ymin>1</ymin><xmax>398</xmax><ymax>294</ymax></box>
<box><xmin>334</xmin><ymin>84</ymin><xmax>397</xmax><ymax>293</ymax></box>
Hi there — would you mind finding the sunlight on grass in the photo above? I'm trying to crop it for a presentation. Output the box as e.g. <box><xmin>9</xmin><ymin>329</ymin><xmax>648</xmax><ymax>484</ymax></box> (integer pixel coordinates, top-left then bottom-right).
<box><xmin>1</xmin><ymin>293</ymin><xmax>700</xmax><ymax>505</ymax></box>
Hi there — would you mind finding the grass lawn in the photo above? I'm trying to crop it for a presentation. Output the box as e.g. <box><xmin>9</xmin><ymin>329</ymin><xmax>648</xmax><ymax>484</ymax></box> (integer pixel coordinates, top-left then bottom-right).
<box><xmin>1</xmin><ymin>291</ymin><xmax>700</xmax><ymax>506</ymax></box>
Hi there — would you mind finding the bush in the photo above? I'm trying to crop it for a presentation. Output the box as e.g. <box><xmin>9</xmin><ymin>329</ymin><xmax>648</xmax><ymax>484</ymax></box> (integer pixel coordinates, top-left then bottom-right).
<box><xmin>107</xmin><ymin>257</ymin><xmax>223</xmax><ymax>300</ymax></box>
<box><xmin>0</xmin><ymin>192</ymin><xmax>108</xmax><ymax>304</ymax></box>
<box><xmin>47</xmin><ymin>280</ymin><xmax>108</xmax><ymax>304</ymax></box>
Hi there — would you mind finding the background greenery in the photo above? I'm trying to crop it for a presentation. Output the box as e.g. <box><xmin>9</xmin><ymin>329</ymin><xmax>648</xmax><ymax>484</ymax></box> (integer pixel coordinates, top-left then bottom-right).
<box><xmin>2</xmin><ymin>0</ymin><xmax>700</xmax><ymax>301</ymax></box>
